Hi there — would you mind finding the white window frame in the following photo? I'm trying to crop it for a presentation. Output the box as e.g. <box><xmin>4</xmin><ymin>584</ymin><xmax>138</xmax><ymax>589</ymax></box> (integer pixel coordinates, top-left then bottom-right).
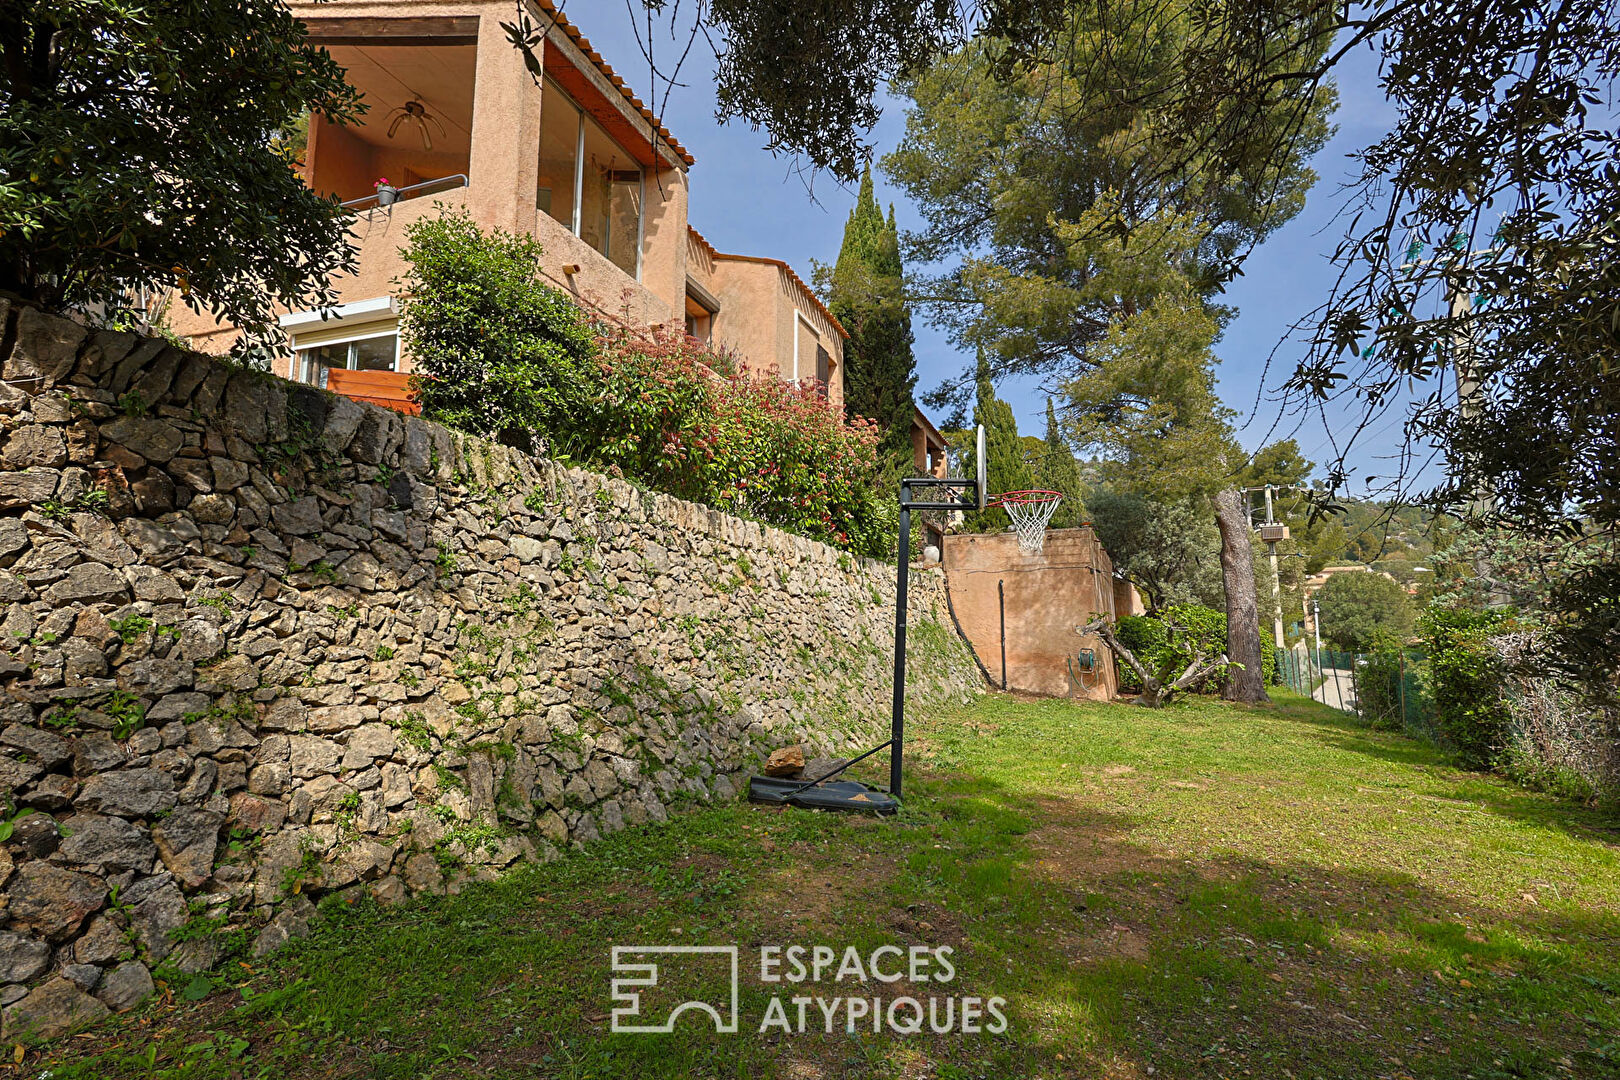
<box><xmin>294</xmin><ymin>327</ymin><xmax>399</xmax><ymax>387</ymax></box>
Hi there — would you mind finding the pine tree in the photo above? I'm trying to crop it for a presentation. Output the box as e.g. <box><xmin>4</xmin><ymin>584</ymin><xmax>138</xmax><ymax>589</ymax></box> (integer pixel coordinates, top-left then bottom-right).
<box><xmin>967</xmin><ymin>355</ymin><xmax>1034</xmax><ymax>532</ymax></box>
<box><xmin>829</xmin><ymin>166</ymin><xmax>917</xmax><ymax>463</ymax></box>
<box><xmin>1034</xmin><ymin>399</ymin><xmax>1087</xmax><ymax>529</ymax></box>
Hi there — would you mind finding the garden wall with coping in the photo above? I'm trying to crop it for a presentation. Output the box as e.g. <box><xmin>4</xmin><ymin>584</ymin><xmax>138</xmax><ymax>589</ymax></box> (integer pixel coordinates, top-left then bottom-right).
<box><xmin>0</xmin><ymin>301</ymin><xmax>983</xmax><ymax>1040</ymax></box>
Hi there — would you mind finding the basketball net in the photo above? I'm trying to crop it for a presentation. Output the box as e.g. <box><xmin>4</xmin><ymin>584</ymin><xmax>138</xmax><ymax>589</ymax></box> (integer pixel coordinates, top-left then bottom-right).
<box><xmin>993</xmin><ymin>490</ymin><xmax>1063</xmax><ymax>555</ymax></box>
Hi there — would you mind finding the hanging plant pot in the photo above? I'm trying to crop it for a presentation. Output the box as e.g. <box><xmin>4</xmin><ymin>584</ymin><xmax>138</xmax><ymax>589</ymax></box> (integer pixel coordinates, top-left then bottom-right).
<box><xmin>375</xmin><ymin>184</ymin><xmax>398</xmax><ymax>207</ymax></box>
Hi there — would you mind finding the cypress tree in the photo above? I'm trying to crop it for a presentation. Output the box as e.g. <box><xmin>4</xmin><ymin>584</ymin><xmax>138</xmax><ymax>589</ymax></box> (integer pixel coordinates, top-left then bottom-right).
<box><xmin>967</xmin><ymin>354</ymin><xmax>1034</xmax><ymax>532</ymax></box>
<box><xmin>1034</xmin><ymin>398</ymin><xmax>1087</xmax><ymax>528</ymax></box>
<box><xmin>829</xmin><ymin>166</ymin><xmax>917</xmax><ymax>463</ymax></box>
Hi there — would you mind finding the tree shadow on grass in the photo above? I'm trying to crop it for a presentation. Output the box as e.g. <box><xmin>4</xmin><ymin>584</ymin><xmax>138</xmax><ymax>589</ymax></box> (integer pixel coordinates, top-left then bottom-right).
<box><xmin>23</xmin><ymin>766</ymin><xmax>1620</xmax><ymax>1080</ymax></box>
<box><xmin>938</xmin><ymin>782</ymin><xmax>1620</xmax><ymax>1080</ymax></box>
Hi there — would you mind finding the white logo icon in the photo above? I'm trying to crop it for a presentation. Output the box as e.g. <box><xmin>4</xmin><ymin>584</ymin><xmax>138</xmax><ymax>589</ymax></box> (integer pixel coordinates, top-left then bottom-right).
<box><xmin>610</xmin><ymin>945</ymin><xmax>740</xmax><ymax>1033</ymax></box>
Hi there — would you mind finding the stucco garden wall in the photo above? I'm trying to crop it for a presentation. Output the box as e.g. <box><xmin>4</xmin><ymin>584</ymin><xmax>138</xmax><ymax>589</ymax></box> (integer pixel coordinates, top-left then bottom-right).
<box><xmin>0</xmin><ymin>303</ymin><xmax>983</xmax><ymax>1039</ymax></box>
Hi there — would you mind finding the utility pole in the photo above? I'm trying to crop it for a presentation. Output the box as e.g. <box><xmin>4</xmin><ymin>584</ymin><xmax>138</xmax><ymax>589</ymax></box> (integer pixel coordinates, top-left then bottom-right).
<box><xmin>1244</xmin><ymin>486</ymin><xmax>1291</xmax><ymax>649</ymax></box>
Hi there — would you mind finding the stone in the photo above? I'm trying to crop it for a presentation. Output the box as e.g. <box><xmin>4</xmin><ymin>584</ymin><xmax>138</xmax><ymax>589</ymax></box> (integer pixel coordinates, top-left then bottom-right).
<box><xmin>5</xmin><ymin>307</ymin><xmax>87</xmax><ymax>389</ymax></box>
<box><xmin>62</xmin><ymin>964</ymin><xmax>102</xmax><ymax>991</ymax></box>
<box><xmin>6</xmin><ymin>862</ymin><xmax>107</xmax><ymax>942</ymax></box>
<box><xmin>56</xmin><ymin>813</ymin><xmax>157</xmax><ymax>872</ymax></box>
<box><xmin>95</xmin><ymin>961</ymin><xmax>155</xmax><ymax>1013</ymax></box>
<box><xmin>76</xmin><ymin>768</ymin><xmax>177</xmax><ymax>817</ymax></box>
<box><xmin>194</xmin><ymin>653</ymin><xmax>258</xmax><ymax>692</ymax></box>
<box><xmin>44</xmin><ymin>562</ymin><xmax>130</xmax><ymax>604</ymax></box>
<box><xmin>289</xmin><ymin>735</ymin><xmax>342</xmax><ymax>777</ymax></box>
<box><xmin>271</xmin><ymin>496</ymin><xmax>324</xmax><ymax>535</ymax></box>
<box><xmin>369</xmin><ymin>875</ymin><xmax>407</xmax><ymax>905</ymax></box>
<box><xmin>175</xmin><ymin>619</ymin><xmax>226</xmax><ymax>662</ymax></box>
<box><xmin>2</xmin><ymin>724</ymin><xmax>73</xmax><ymax>769</ymax></box>
<box><xmin>99</xmin><ymin>417</ymin><xmax>183</xmax><ymax>463</ymax></box>
<box><xmin>247</xmin><ymin>761</ymin><xmax>290</xmax><ymax>796</ymax></box>
<box><xmin>510</xmin><ymin>535</ymin><xmax>545</xmax><ymax>563</ymax></box>
<box><xmin>229</xmin><ymin>792</ymin><xmax>287</xmax><ymax>834</ymax></box>
<box><xmin>222</xmin><ymin>371</ymin><xmax>276</xmax><ymax>443</ymax></box>
<box><xmin>167</xmin><ymin>936</ymin><xmax>218</xmax><ymax>975</ymax></box>
<box><xmin>129</xmin><ymin>879</ymin><xmax>188</xmax><ymax>961</ymax></box>
<box><xmin>1</xmin><ymin>424</ymin><xmax>67</xmax><ymax>469</ymax></box>
<box><xmin>763</xmin><ymin>745</ymin><xmax>806</xmax><ymax>777</ymax></box>
<box><xmin>0</xmin><ymin>517</ymin><xmax>29</xmax><ymax>559</ymax></box>
<box><xmin>130</xmin><ymin>471</ymin><xmax>176</xmax><ymax>514</ymax></box>
<box><xmin>401</xmin><ymin>852</ymin><xmax>444</xmax><ymax>894</ymax></box>
<box><xmin>342</xmin><ymin>723</ymin><xmax>396</xmax><ymax>768</ymax></box>
<box><xmin>72</xmin><ymin>733</ymin><xmax>126</xmax><ymax>775</ymax></box>
<box><xmin>0</xmin><ymin>467</ymin><xmax>60</xmax><ymax>503</ymax></box>
<box><xmin>1</xmin><ymin>977</ymin><xmax>109</xmax><ymax>1041</ymax></box>
<box><xmin>73</xmin><ymin>915</ymin><xmax>131</xmax><ymax>965</ymax></box>
<box><xmin>321</xmin><ymin>395</ymin><xmax>366</xmax><ymax>453</ymax></box>
<box><xmin>251</xmin><ymin>895</ymin><xmax>316</xmax><ymax>958</ymax></box>
<box><xmin>212</xmin><ymin>457</ymin><xmax>249</xmax><ymax>491</ymax></box>
<box><xmin>126</xmin><ymin>565</ymin><xmax>185</xmax><ymax>602</ymax></box>
<box><xmin>151</xmin><ymin>807</ymin><xmax>223</xmax><ymax>888</ymax></box>
<box><xmin>0</xmin><ymin>931</ymin><xmax>52</xmax><ymax>984</ymax></box>
<box><xmin>308</xmin><ymin>705</ymin><xmax>366</xmax><ymax>734</ymax></box>
<box><xmin>22</xmin><ymin>772</ymin><xmax>78</xmax><ymax>810</ymax></box>
<box><xmin>188</xmin><ymin>492</ymin><xmax>236</xmax><ymax>524</ymax></box>
<box><xmin>261</xmin><ymin>698</ymin><xmax>308</xmax><ymax>733</ymax></box>
<box><xmin>8</xmin><ymin>812</ymin><xmax>60</xmax><ymax>858</ymax></box>
<box><xmin>117</xmin><ymin>657</ymin><xmax>195</xmax><ymax>697</ymax></box>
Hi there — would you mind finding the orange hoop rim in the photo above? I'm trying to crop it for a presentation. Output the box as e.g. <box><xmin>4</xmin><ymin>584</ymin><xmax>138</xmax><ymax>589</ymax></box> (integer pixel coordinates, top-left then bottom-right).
<box><xmin>988</xmin><ymin>489</ymin><xmax>1064</xmax><ymax>508</ymax></box>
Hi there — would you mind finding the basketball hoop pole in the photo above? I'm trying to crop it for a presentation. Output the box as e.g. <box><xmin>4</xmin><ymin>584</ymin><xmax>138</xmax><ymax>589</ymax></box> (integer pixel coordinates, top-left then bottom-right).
<box><xmin>888</xmin><ymin>471</ymin><xmax>984</xmax><ymax>801</ymax></box>
<box><xmin>890</xmin><ymin>480</ymin><xmax>912</xmax><ymax>800</ymax></box>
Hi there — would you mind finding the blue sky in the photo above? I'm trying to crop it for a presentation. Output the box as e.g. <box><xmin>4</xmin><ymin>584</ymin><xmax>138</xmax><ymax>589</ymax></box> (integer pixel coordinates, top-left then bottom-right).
<box><xmin>581</xmin><ymin>15</ymin><xmax>1405</xmax><ymax>488</ymax></box>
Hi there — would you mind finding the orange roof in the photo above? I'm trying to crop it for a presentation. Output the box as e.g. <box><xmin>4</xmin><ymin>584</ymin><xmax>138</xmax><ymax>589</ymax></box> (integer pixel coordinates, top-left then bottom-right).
<box><xmin>690</xmin><ymin>227</ymin><xmax>849</xmax><ymax>340</ymax></box>
<box><xmin>536</xmin><ymin>0</ymin><xmax>694</xmax><ymax>167</ymax></box>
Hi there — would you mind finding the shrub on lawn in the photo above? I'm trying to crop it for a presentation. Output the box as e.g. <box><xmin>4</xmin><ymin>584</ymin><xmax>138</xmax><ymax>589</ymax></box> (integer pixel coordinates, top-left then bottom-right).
<box><xmin>1422</xmin><ymin>607</ymin><xmax>1514</xmax><ymax>769</ymax></box>
<box><xmin>1354</xmin><ymin>632</ymin><xmax>1411</xmax><ymax>732</ymax></box>
<box><xmin>1110</xmin><ymin>605</ymin><xmax>1274</xmax><ymax>694</ymax></box>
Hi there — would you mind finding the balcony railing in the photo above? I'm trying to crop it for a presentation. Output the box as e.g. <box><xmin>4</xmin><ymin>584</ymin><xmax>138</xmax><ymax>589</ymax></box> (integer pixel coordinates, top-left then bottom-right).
<box><xmin>341</xmin><ymin>173</ymin><xmax>469</xmax><ymax>211</ymax></box>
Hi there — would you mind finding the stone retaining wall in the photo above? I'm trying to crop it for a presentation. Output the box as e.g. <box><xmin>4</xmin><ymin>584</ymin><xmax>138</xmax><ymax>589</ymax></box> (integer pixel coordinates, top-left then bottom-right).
<box><xmin>0</xmin><ymin>302</ymin><xmax>983</xmax><ymax>1039</ymax></box>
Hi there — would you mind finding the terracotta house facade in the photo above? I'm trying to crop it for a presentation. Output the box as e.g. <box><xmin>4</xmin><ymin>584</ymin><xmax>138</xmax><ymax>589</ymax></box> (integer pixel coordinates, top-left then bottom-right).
<box><xmin>170</xmin><ymin>0</ymin><xmax>846</xmax><ymax>409</ymax></box>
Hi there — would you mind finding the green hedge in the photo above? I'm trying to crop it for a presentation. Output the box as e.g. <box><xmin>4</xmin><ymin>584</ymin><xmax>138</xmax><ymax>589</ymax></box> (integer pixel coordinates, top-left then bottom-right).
<box><xmin>1421</xmin><ymin>608</ymin><xmax>1515</xmax><ymax>769</ymax></box>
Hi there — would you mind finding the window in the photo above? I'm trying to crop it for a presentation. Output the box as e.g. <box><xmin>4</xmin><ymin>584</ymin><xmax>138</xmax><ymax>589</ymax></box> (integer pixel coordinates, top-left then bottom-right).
<box><xmin>538</xmin><ymin>78</ymin><xmax>643</xmax><ymax>279</ymax></box>
<box><xmin>537</xmin><ymin>79</ymin><xmax>579</xmax><ymax>229</ymax></box>
<box><xmin>684</xmin><ymin>291</ymin><xmax>716</xmax><ymax>344</ymax></box>
<box><xmin>296</xmin><ymin>330</ymin><xmax>398</xmax><ymax>389</ymax></box>
<box><xmin>793</xmin><ymin>313</ymin><xmax>819</xmax><ymax>383</ymax></box>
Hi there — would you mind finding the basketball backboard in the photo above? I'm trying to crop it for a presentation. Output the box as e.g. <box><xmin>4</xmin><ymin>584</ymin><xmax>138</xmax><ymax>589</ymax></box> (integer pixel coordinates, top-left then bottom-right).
<box><xmin>974</xmin><ymin>423</ymin><xmax>987</xmax><ymax>510</ymax></box>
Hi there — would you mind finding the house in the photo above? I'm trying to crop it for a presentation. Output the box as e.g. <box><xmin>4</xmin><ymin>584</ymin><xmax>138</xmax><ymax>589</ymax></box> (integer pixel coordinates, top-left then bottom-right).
<box><xmin>910</xmin><ymin>406</ymin><xmax>948</xmax><ymax>479</ymax></box>
<box><xmin>169</xmin><ymin>0</ymin><xmax>845</xmax><ymax>409</ymax></box>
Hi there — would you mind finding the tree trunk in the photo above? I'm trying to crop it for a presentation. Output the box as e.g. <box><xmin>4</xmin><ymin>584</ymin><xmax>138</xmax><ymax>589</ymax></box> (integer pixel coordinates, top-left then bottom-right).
<box><xmin>1213</xmin><ymin>488</ymin><xmax>1270</xmax><ymax>704</ymax></box>
<box><xmin>1079</xmin><ymin>616</ymin><xmax>1228</xmax><ymax>708</ymax></box>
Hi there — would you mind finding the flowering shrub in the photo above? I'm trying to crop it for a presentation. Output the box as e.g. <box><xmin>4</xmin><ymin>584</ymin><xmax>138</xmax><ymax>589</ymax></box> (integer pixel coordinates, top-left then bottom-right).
<box><xmin>566</xmin><ymin>326</ymin><xmax>887</xmax><ymax>555</ymax></box>
<box><xmin>400</xmin><ymin>216</ymin><xmax>888</xmax><ymax>554</ymax></box>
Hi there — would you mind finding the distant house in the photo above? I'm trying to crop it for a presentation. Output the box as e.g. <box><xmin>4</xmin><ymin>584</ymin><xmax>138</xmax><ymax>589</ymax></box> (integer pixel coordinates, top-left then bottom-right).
<box><xmin>170</xmin><ymin>0</ymin><xmax>845</xmax><ymax>410</ymax></box>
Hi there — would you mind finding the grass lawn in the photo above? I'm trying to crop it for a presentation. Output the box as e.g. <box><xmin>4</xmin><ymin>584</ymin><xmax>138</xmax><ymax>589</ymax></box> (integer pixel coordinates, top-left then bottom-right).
<box><xmin>26</xmin><ymin>690</ymin><xmax>1620</xmax><ymax>1079</ymax></box>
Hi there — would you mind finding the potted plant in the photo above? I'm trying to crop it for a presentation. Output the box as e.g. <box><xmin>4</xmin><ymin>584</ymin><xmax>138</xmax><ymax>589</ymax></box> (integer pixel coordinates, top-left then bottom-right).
<box><xmin>374</xmin><ymin>177</ymin><xmax>397</xmax><ymax>207</ymax></box>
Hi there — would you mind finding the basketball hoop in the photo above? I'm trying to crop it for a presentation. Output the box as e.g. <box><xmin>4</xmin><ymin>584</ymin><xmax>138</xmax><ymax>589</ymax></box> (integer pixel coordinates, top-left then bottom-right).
<box><xmin>991</xmin><ymin>490</ymin><xmax>1064</xmax><ymax>554</ymax></box>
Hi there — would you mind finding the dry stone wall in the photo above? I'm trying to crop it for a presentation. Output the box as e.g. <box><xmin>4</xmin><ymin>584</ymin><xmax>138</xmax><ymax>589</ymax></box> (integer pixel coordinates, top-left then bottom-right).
<box><xmin>0</xmin><ymin>301</ymin><xmax>983</xmax><ymax>1039</ymax></box>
